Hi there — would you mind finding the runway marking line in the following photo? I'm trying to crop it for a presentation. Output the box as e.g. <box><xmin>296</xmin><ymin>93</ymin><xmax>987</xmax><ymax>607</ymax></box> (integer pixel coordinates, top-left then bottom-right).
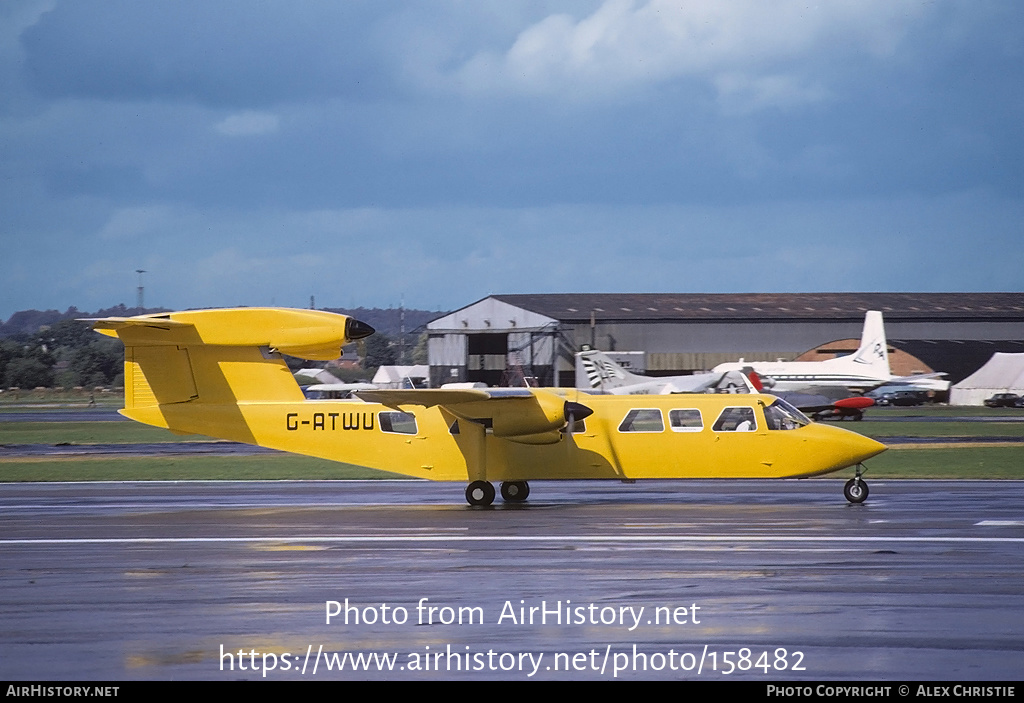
<box><xmin>3</xmin><ymin>535</ymin><xmax>1023</xmax><ymax>545</ymax></box>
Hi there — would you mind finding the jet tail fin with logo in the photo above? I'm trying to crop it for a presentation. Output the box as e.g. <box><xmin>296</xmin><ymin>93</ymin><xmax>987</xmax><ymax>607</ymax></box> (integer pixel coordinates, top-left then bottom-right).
<box><xmin>849</xmin><ymin>310</ymin><xmax>891</xmax><ymax>376</ymax></box>
<box><xmin>576</xmin><ymin>349</ymin><xmax>646</xmax><ymax>391</ymax></box>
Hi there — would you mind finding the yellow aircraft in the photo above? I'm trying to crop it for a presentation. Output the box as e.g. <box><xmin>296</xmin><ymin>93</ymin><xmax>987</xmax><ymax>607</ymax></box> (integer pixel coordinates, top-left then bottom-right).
<box><xmin>89</xmin><ymin>307</ymin><xmax>885</xmax><ymax>506</ymax></box>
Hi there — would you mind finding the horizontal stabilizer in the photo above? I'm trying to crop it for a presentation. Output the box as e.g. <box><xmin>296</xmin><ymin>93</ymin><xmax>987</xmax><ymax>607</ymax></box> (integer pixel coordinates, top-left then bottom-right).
<box><xmin>86</xmin><ymin>308</ymin><xmax>373</xmax><ymax>360</ymax></box>
<box><xmin>86</xmin><ymin>308</ymin><xmax>376</xmax><ymax>435</ymax></box>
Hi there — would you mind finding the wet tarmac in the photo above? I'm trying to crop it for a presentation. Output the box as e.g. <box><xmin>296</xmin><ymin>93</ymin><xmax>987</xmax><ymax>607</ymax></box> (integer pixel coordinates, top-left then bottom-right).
<box><xmin>1</xmin><ymin>479</ymin><xmax>1022</xmax><ymax>681</ymax></box>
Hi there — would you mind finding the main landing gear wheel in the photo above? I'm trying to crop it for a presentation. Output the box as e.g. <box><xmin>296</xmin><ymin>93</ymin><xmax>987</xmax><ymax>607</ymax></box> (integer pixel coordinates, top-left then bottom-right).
<box><xmin>500</xmin><ymin>480</ymin><xmax>530</xmax><ymax>503</ymax></box>
<box><xmin>465</xmin><ymin>481</ymin><xmax>495</xmax><ymax>507</ymax></box>
<box><xmin>844</xmin><ymin>478</ymin><xmax>869</xmax><ymax>504</ymax></box>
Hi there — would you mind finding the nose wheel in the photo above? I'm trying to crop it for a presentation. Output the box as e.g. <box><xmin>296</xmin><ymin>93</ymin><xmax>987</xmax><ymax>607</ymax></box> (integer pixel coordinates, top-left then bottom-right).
<box><xmin>844</xmin><ymin>465</ymin><xmax>869</xmax><ymax>504</ymax></box>
<box><xmin>844</xmin><ymin>478</ymin><xmax>869</xmax><ymax>503</ymax></box>
<box><xmin>465</xmin><ymin>480</ymin><xmax>495</xmax><ymax>507</ymax></box>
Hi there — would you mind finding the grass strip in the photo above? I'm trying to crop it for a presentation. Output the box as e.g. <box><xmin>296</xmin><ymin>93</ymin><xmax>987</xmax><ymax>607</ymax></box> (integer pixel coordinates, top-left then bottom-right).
<box><xmin>0</xmin><ymin>454</ymin><xmax>406</xmax><ymax>482</ymax></box>
<box><xmin>0</xmin><ymin>421</ymin><xmax>202</xmax><ymax>444</ymax></box>
<box><xmin>862</xmin><ymin>445</ymin><xmax>1024</xmax><ymax>479</ymax></box>
<box><xmin>853</xmin><ymin>421</ymin><xmax>1024</xmax><ymax>438</ymax></box>
<box><xmin>867</xmin><ymin>406</ymin><xmax>1023</xmax><ymax>418</ymax></box>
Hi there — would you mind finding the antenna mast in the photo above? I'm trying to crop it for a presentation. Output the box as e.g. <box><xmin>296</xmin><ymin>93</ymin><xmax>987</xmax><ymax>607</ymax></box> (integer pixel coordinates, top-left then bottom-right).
<box><xmin>135</xmin><ymin>270</ymin><xmax>146</xmax><ymax>309</ymax></box>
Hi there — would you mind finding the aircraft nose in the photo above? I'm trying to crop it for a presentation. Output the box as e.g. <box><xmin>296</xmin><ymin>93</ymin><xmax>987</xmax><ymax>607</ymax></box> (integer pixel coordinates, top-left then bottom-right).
<box><xmin>807</xmin><ymin>424</ymin><xmax>887</xmax><ymax>474</ymax></box>
<box><xmin>345</xmin><ymin>318</ymin><xmax>375</xmax><ymax>341</ymax></box>
<box><xmin>846</xmin><ymin>433</ymin><xmax>887</xmax><ymax>465</ymax></box>
<box><xmin>829</xmin><ymin>430</ymin><xmax>887</xmax><ymax>471</ymax></box>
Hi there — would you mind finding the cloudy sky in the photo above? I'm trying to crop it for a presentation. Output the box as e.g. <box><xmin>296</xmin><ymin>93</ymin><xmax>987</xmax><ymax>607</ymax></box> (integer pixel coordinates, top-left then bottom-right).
<box><xmin>1</xmin><ymin>1</ymin><xmax>1022</xmax><ymax>318</ymax></box>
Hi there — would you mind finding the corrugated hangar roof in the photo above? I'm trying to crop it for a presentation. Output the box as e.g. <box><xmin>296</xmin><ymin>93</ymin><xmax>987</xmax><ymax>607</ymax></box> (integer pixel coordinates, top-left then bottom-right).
<box><xmin>488</xmin><ymin>293</ymin><xmax>1024</xmax><ymax>323</ymax></box>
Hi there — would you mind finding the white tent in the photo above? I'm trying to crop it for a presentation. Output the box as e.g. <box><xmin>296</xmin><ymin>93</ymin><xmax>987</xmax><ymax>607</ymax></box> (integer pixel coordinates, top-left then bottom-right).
<box><xmin>293</xmin><ymin>367</ymin><xmax>338</xmax><ymax>384</ymax></box>
<box><xmin>372</xmin><ymin>365</ymin><xmax>430</xmax><ymax>388</ymax></box>
<box><xmin>950</xmin><ymin>353</ymin><xmax>1024</xmax><ymax>406</ymax></box>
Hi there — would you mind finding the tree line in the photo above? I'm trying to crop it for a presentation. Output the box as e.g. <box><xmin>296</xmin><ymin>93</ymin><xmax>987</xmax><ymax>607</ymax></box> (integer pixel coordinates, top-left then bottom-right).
<box><xmin>1</xmin><ymin>318</ymin><xmax>123</xmax><ymax>390</ymax></box>
<box><xmin>1</xmin><ymin>305</ymin><xmax>440</xmax><ymax>390</ymax></box>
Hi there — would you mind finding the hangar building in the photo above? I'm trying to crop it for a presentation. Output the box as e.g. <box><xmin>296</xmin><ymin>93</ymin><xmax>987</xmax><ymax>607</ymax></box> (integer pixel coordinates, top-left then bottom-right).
<box><xmin>426</xmin><ymin>293</ymin><xmax>1024</xmax><ymax>388</ymax></box>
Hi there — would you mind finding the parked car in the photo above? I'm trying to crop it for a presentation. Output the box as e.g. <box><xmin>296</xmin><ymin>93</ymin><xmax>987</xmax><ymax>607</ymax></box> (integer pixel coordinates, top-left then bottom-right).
<box><xmin>874</xmin><ymin>390</ymin><xmax>929</xmax><ymax>407</ymax></box>
<box><xmin>984</xmin><ymin>393</ymin><xmax>1022</xmax><ymax>408</ymax></box>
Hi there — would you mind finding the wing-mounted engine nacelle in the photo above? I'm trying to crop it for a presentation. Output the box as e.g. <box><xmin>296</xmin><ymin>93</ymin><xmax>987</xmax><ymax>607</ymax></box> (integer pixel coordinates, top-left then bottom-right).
<box><xmin>459</xmin><ymin>393</ymin><xmax>594</xmax><ymax>445</ymax></box>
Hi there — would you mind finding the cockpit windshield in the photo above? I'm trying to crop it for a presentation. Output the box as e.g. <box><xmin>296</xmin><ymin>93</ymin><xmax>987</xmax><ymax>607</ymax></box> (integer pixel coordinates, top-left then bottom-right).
<box><xmin>763</xmin><ymin>398</ymin><xmax>811</xmax><ymax>430</ymax></box>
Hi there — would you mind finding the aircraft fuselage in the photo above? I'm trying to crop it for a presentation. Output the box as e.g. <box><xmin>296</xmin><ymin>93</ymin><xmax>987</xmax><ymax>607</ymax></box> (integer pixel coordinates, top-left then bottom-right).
<box><xmin>712</xmin><ymin>361</ymin><xmax>889</xmax><ymax>392</ymax></box>
<box><xmin>133</xmin><ymin>391</ymin><xmax>885</xmax><ymax>483</ymax></box>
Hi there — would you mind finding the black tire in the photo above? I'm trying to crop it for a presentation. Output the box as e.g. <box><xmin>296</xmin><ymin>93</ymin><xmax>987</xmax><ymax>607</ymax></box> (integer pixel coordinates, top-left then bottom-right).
<box><xmin>500</xmin><ymin>480</ymin><xmax>530</xmax><ymax>503</ymax></box>
<box><xmin>844</xmin><ymin>478</ymin><xmax>869</xmax><ymax>504</ymax></box>
<box><xmin>465</xmin><ymin>480</ymin><xmax>495</xmax><ymax>507</ymax></box>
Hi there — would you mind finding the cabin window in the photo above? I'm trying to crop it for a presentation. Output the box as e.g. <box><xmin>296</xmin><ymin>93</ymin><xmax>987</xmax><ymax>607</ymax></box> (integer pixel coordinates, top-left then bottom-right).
<box><xmin>763</xmin><ymin>399</ymin><xmax>811</xmax><ymax>430</ymax></box>
<box><xmin>669</xmin><ymin>409</ymin><xmax>703</xmax><ymax>432</ymax></box>
<box><xmin>618</xmin><ymin>409</ymin><xmax>664</xmax><ymax>433</ymax></box>
<box><xmin>712</xmin><ymin>406</ymin><xmax>757</xmax><ymax>432</ymax></box>
<box><xmin>379</xmin><ymin>411</ymin><xmax>418</xmax><ymax>435</ymax></box>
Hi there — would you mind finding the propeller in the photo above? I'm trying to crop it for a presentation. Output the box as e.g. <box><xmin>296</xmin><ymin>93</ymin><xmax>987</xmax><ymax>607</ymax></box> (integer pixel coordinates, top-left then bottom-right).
<box><xmin>564</xmin><ymin>400</ymin><xmax>594</xmax><ymax>436</ymax></box>
<box><xmin>345</xmin><ymin>318</ymin><xmax>376</xmax><ymax>341</ymax></box>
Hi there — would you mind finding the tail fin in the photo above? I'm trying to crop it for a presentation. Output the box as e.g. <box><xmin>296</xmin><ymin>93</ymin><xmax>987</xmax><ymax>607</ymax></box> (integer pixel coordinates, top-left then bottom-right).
<box><xmin>88</xmin><ymin>308</ymin><xmax>373</xmax><ymax>441</ymax></box>
<box><xmin>576</xmin><ymin>350</ymin><xmax>646</xmax><ymax>391</ymax></box>
<box><xmin>849</xmin><ymin>310</ymin><xmax>890</xmax><ymax>375</ymax></box>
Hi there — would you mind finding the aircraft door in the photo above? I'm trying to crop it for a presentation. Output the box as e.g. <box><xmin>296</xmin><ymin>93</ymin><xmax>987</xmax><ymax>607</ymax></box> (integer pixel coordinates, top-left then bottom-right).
<box><xmin>710</xmin><ymin>405</ymin><xmax>773</xmax><ymax>477</ymax></box>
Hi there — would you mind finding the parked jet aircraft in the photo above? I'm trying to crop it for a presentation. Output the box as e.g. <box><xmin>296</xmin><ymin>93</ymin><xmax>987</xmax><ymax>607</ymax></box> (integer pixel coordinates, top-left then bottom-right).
<box><xmin>578</xmin><ymin>349</ymin><xmax>875</xmax><ymax>420</ymax></box>
<box><xmin>303</xmin><ymin>382</ymin><xmax>378</xmax><ymax>399</ymax></box>
<box><xmin>712</xmin><ymin>311</ymin><xmax>948</xmax><ymax>393</ymax></box>
<box><xmin>89</xmin><ymin>308</ymin><xmax>885</xmax><ymax>506</ymax></box>
<box><xmin>577</xmin><ymin>349</ymin><xmax>760</xmax><ymax>395</ymax></box>
<box><xmin>302</xmin><ymin>371</ymin><xmax>427</xmax><ymax>400</ymax></box>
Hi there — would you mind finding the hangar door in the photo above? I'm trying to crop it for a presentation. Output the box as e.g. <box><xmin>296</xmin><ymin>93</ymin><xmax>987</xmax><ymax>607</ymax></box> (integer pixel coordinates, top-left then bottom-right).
<box><xmin>467</xmin><ymin>333</ymin><xmax>508</xmax><ymax>387</ymax></box>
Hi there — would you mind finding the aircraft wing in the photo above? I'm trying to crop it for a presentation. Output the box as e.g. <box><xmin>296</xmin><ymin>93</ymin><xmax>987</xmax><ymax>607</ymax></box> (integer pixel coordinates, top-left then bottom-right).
<box><xmin>885</xmin><ymin>373</ymin><xmax>950</xmax><ymax>392</ymax></box>
<box><xmin>356</xmin><ymin>388</ymin><xmax>496</xmax><ymax>407</ymax></box>
<box><xmin>660</xmin><ymin>372</ymin><xmax>723</xmax><ymax>393</ymax></box>
<box><xmin>306</xmin><ymin>382</ymin><xmax>378</xmax><ymax>392</ymax></box>
<box><xmin>771</xmin><ymin>388</ymin><xmax>874</xmax><ymax>420</ymax></box>
<box><xmin>356</xmin><ymin>388</ymin><xmax>592</xmax><ymax>444</ymax></box>
<box><xmin>771</xmin><ymin>391</ymin><xmax>842</xmax><ymax>413</ymax></box>
<box><xmin>661</xmin><ymin>369</ymin><xmax>761</xmax><ymax>394</ymax></box>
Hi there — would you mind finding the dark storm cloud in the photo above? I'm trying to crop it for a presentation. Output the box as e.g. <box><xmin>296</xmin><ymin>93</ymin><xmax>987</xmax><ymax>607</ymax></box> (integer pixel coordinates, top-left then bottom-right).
<box><xmin>20</xmin><ymin>0</ymin><xmax>399</xmax><ymax>105</ymax></box>
<box><xmin>1</xmin><ymin>1</ymin><xmax>1022</xmax><ymax>318</ymax></box>
<box><xmin>15</xmin><ymin>1</ymin><xmax>1024</xmax><ymax>208</ymax></box>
